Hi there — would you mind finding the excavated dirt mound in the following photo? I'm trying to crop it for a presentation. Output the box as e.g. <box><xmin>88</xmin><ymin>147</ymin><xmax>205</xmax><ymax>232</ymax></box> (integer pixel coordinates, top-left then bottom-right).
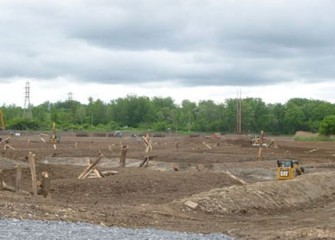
<box><xmin>178</xmin><ymin>171</ymin><xmax>335</xmax><ymax>215</ymax></box>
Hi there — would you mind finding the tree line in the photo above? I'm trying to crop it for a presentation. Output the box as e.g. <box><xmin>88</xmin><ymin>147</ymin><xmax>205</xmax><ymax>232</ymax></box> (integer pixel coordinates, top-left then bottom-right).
<box><xmin>1</xmin><ymin>96</ymin><xmax>335</xmax><ymax>135</ymax></box>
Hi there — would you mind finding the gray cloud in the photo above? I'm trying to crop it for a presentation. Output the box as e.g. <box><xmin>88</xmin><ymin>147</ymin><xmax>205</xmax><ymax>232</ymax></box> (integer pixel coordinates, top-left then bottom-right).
<box><xmin>1</xmin><ymin>0</ymin><xmax>335</xmax><ymax>87</ymax></box>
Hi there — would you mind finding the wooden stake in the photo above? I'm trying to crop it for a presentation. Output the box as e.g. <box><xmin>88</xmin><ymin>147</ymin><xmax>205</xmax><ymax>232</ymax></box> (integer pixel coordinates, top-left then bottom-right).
<box><xmin>15</xmin><ymin>165</ymin><xmax>22</xmax><ymax>193</ymax></box>
<box><xmin>41</xmin><ymin>171</ymin><xmax>50</xmax><ymax>198</ymax></box>
<box><xmin>258</xmin><ymin>147</ymin><xmax>263</xmax><ymax>160</ymax></box>
<box><xmin>257</xmin><ymin>130</ymin><xmax>264</xmax><ymax>161</ymax></box>
<box><xmin>119</xmin><ymin>145</ymin><xmax>128</xmax><ymax>168</ymax></box>
<box><xmin>28</xmin><ymin>152</ymin><xmax>37</xmax><ymax>196</ymax></box>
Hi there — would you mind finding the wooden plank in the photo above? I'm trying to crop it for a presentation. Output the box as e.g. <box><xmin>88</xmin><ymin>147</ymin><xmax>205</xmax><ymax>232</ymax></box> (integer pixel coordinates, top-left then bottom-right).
<box><xmin>93</xmin><ymin>169</ymin><xmax>102</xmax><ymax>178</ymax></box>
<box><xmin>101</xmin><ymin>170</ymin><xmax>118</xmax><ymax>176</ymax></box>
<box><xmin>202</xmin><ymin>141</ymin><xmax>212</xmax><ymax>149</ymax></box>
<box><xmin>224</xmin><ymin>171</ymin><xmax>247</xmax><ymax>185</ymax></box>
<box><xmin>78</xmin><ymin>152</ymin><xmax>104</xmax><ymax>179</ymax></box>
<box><xmin>1</xmin><ymin>181</ymin><xmax>16</xmax><ymax>192</ymax></box>
<box><xmin>78</xmin><ymin>159</ymin><xmax>93</xmax><ymax>179</ymax></box>
<box><xmin>81</xmin><ymin>168</ymin><xmax>95</xmax><ymax>179</ymax></box>
<box><xmin>0</xmin><ymin>136</ymin><xmax>11</xmax><ymax>145</ymax></box>
<box><xmin>4</xmin><ymin>143</ymin><xmax>15</xmax><ymax>150</ymax></box>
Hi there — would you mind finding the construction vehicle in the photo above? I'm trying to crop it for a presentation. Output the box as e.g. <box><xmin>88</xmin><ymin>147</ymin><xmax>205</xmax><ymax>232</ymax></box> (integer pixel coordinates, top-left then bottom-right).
<box><xmin>276</xmin><ymin>159</ymin><xmax>304</xmax><ymax>180</ymax></box>
<box><xmin>50</xmin><ymin>122</ymin><xmax>60</xmax><ymax>144</ymax></box>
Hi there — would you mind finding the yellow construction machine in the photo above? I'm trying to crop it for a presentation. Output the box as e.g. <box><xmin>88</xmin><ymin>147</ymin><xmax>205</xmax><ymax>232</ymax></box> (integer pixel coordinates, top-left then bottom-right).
<box><xmin>276</xmin><ymin>159</ymin><xmax>304</xmax><ymax>180</ymax></box>
<box><xmin>50</xmin><ymin>122</ymin><xmax>60</xmax><ymax>144</ymax></box>
<box><xmin>0</xmin><ymin>110</ymin><xmax>5</xmax><ymax>131</ymax></box>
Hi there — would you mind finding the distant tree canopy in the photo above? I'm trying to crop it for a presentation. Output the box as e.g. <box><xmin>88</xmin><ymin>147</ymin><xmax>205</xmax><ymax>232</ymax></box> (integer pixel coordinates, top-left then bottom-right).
<box><xmin>1</xmin><ymin>96</ymin><xmax>335</xmax><ymax>135</ymax></box>
<box><xmin>319</xmin><ymin>115</ymin><xmax>335</xmax><ymax>136</ymax></box>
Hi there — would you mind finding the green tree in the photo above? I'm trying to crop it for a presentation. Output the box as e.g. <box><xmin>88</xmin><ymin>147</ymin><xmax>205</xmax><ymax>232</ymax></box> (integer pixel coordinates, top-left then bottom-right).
<box><xmin>193</xmin><ymin>100</ymin><xmax>222</xmax><ymax>131</ymax></box>
<box><xmin>266</xmin><ymin>103</ymin><xmax>285</xmax><ymax>134</ymax></box>
<box><xmin>222</xmin><ymin>99</ymin><xmax>238</xmax><ymax>133</ymax></box>
<box><xmin>284</xmin><ymin>102</ymin><xmax>305</xmax><ymax>134</ymax></box>
<box><xmin>180</xmin><ymin>100</ymin><xmax>197</xmax><ymax>132</ymax></box>
<box><xmin>7</xmin><ymin>118</ymin><xmax>40</xmax><ymax>130</ymax></box>
<box><xmin>112</xmin><ymin>95</ymin><xmax>152</xmax><ymax>128</ymax></box>
<box><xmin>319</xmin><ymin>115</ymin><xmax>335</xmax><ymax>136</ymax></box>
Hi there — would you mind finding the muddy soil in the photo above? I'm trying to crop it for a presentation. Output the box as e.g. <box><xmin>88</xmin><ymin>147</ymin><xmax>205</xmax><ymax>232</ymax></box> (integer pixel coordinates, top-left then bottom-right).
<box><xmin>1</xmin><ymin>132</ymin><xmax>335</xmax><ymax>239</ymax></box>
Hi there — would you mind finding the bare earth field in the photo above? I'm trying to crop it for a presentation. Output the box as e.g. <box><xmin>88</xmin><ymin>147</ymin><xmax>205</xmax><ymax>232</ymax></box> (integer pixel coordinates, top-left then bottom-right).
<box><xmin>1</xmin><ymin>132</ymin><xmax>335</xmax><ymax>239</ymax></box>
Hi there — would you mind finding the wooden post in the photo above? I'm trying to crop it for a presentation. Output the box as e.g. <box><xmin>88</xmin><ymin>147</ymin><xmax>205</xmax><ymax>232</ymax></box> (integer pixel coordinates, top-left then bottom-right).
<box><xmin>28</xmin><ymin>152</ymin><xmax>37</xmax><ymax>196</ymax></box>
<box><xmin>141</xmin><ymin>134</ymin><xmax>153</xmax><ymax>167</ymax></box>
<box><xmin>41</xmin><ymin>171</ymin><xmax>50</xmax><ymax>198</ymax></box>
<box><xmin>15</xmin><ymin>165</ymin><xmax>22</xmax><ymax>193</ymax></box>
<box><xmin>140</xmin><ymin>156</ymin><xmax>149</xmax><ymax>168</ymax></box>
<box><xmin>119</xmin><ymin>145</ymin><xmax>128</xmax><ymax>168</ymax></box>
<box><xmin>139</xmin><ymin>155</ymin><xmax>157</xmax><ymax>168</ymax></box>
<box><xmin>257</xmin><ymin>130</ymin><xmax>264</xmax><ymax>161</ymax></box>
<box><xmin>143</xmin><ymin>134</ymin><xmax>152</xmax><ymax>153</ymax></box>
<box><xmin>0</xmin><ymin>169</ymin><xmax>3</xmax><ymax>189</ymax></box>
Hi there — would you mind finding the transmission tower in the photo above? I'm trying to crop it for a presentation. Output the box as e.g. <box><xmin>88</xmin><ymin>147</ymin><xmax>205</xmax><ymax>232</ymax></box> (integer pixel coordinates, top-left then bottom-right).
<box><xmin>24</xmin><ymin>81</ymin><xmax>32</xmax><ymax>119</ymax></box>
<box><xmin>68</xmin><ymin>92</ymin><xmax>73</xmax><ymax>101</ymax></box>
<box><xmin>24</xmin><ymin>81</ymin><xmax>30</xmax><ymax>109</ymax></box>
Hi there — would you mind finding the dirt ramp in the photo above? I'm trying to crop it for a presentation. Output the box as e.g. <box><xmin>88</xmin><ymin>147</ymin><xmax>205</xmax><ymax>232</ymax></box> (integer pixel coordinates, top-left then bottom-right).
<box><xmin>178</xmin><ymin>171</ymin><xmax>335</xmax><ymax>214</ymax></box>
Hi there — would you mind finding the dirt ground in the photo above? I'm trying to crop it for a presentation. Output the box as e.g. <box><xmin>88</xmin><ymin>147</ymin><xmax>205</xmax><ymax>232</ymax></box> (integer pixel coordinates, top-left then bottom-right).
<box><xmin>1</xmin><ymin>132</ymin><xmax>335</xmax><ymax>239</ymax></box>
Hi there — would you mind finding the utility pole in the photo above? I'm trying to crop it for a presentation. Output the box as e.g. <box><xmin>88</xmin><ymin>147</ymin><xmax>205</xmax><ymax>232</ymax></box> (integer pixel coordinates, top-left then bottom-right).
<box><xmin>236</xmin><ymin>89</ymin><xmax>242</xmax><ymax>134</ymax></box>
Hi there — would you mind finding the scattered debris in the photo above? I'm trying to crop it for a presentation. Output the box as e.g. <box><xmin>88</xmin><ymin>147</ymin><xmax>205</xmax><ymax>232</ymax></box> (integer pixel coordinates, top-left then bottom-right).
<box><xmin>184</xmin><ymin>200</ymin><xmax>198</xmax><ymax>209</ymax></box>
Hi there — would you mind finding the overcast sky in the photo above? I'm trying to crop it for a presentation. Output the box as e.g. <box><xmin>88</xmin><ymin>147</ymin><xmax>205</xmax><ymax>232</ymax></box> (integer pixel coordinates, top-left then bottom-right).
<box><xmin>1</xmin><ymin>0</ymin><xmax>335</xmax><ymax>107</ymax></box>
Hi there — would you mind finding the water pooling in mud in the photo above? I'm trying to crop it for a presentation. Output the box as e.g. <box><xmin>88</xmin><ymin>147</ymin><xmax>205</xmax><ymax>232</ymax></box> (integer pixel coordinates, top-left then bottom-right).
<box><xmin>0</xmin><ymin>218</ymin><xmax>234</xmax><ymax>240</ymax></box>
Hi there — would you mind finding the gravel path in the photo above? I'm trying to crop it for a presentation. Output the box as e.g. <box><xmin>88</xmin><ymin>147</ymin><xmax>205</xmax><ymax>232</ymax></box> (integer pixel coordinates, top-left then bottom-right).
<box><xmin>0</xmin><ymin>218</ymin><xmax>233</xmax><ymax>240</ymax></box>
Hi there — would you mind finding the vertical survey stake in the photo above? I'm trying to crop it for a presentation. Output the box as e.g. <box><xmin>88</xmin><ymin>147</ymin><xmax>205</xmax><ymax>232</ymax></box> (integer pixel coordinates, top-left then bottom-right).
<box><xmin>28</xmin><ymin>152</ymin><xmax>37</xmax><ymax>196</ymax></box>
